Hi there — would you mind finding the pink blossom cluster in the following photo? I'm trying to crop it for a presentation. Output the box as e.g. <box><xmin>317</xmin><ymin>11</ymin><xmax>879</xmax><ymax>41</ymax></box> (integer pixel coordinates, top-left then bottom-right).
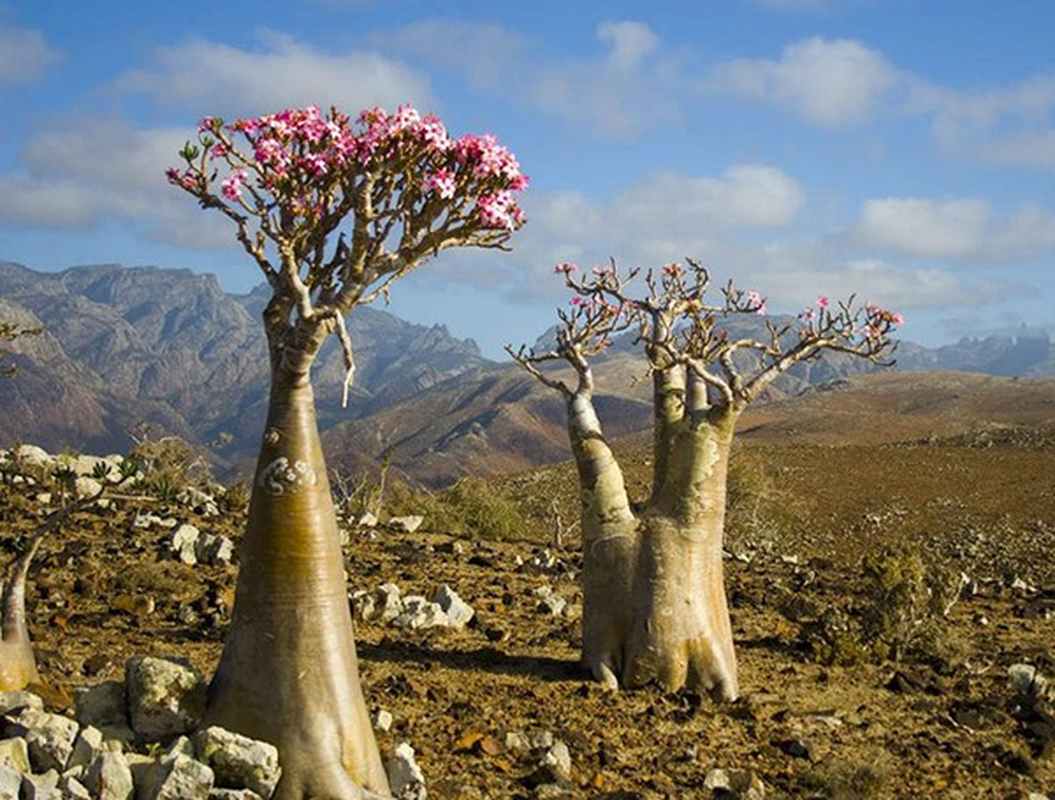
<box><xmin>169</xmin><ymin>104</ymin><xmax>527</xmax><ymax>230</ymax></box>
<box><xmin>745</xmin><ymin>290</ymin><xmax>767</xmax><ymax>316</ymax></box>
<box><xmin>863</xmin><ymin>303</ymin><xmax>904</xmax><ymax>340</ymax></box>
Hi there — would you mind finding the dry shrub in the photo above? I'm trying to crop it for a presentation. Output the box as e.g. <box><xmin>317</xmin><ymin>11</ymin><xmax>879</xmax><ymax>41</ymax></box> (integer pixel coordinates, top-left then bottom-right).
<box><xmin>799</xmin><ymin>542</ymin><xmax>964</xmax><ymax>667</ymax></box>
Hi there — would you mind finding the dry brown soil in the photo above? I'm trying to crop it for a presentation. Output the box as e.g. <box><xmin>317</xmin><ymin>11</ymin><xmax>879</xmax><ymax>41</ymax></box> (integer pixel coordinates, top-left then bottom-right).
<box><xmin>2</xmin><ymin>372</ymin><xmax>1054</xmax><ymax>799</ymax></box>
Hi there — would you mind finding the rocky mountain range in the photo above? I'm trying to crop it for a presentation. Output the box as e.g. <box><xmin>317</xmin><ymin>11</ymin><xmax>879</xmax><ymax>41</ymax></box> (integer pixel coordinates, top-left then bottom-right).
<box><xmin>2</xmin><ymin>261</ymin><xmax>1052</xmax><ymax>486</ymax></box>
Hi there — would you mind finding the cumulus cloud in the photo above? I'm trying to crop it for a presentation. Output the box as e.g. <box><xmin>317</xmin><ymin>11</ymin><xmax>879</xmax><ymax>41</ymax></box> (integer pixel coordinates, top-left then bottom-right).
<box><xmin>597</xmin><ymin>21</ymin><xmax>660</xmax><ymax>70</ymax></box>
<box><xmin>0</xmin><ymin>116</ymin><xmax>231</xmax><ymax>246</ymax></box>
<box><xmin>379</xmin><ymin>19</ymin><xmax>684</xmax><ymax>139</ymax></box>
<box><xmin>913</xmin><ymin>75</ymin><xmax>1055</xmax><ymax>167</ymax></box>
<box><xmin>0</xmin><ymin>21</ymin><xmax>60</xmax><ymax>86</ymax></box>
<box><xmin>849</xmin><ymin>198</ymin><xmax>991</xmax><ymax>258</ymax></box>
<box><xmin>116</xmin><ymin>32</ymin><xmax>434</xmax><ymax>118</ymax></box>
<box><xmin>706</xmin><ymin>37</ymin><xmax>899</xmax><ymax>127</ymax></box>
<box><xmin>848</xmin><ymin>197</ymin><xmax>1055</xmax><ymax>261</ymax></box>
<box><xmin>374</xmin><ymin>21</ymin><xmax>527</xmax><ymax>93</ymax></box>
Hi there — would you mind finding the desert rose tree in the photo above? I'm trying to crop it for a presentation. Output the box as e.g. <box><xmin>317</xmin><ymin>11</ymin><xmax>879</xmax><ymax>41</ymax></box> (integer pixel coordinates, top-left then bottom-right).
<box><xmin>509</xmin><ymin>260</ymin><xmax>899</xmax><ymax>701</ymax></box>
<box><xmin>168</xmin><ymin>105</ymin><xmax>526</xmax><ymax>798</ymax></box>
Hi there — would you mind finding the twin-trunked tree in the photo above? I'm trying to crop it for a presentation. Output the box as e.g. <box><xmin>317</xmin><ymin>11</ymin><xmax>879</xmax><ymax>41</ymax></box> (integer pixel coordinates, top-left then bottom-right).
<box><xmin>167</xmin><ymin>105</ymin><xmax>526</xmax><ymax>799</ymax></box>
<box><xmin>510</xmin><ymin>260</ymin><xmax>899</xmax><ymax>701</ymax></box>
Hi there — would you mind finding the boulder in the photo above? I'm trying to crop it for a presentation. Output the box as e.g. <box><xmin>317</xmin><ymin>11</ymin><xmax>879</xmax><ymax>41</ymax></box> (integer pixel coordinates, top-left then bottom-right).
<box><xmin>125</xmin><ymin>657</ymin><xmax>207</xmax><ymax>742</ymax></box>
<box><xmin>193</xmin><ymin>726</ymin><xmax>281</xmax><ymax>797</ymax></box>
<box><xmin>432</xmin><ymin>585</ymin><xmax>474</xmax><ymax>630</ymax></box>
<box><xmin>9</xmin><ymin>707</ymin><xmax>79</xmax><ymax>773</ymax></box>
<box><xmin>385</xmin><ymin>742</ymin><xmax>427</xmax><ymax>800</ymax></box>
<box><xmin>85</xmin><ymin>751</ymin><xmax>134</xmax><ymax>800</ymax></box>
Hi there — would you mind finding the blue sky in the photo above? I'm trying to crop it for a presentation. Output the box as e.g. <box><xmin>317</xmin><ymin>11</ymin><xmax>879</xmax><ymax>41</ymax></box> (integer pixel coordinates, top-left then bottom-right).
<box><xmin>1</xmin><ymin>0</ymin><xmax>1054</xmax><ymax>358</ymax></box>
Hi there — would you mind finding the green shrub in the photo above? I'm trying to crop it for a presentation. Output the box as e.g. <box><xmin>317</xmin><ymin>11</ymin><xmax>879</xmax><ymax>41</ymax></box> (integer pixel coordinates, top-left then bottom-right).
<box><xmin>798</xmin><ymin>542</ymin><xmax>963</xmax><ymax>666</ymax></box>
<box><xmin>398</xmin><ymin>478</ymin><xmax>524</xmax><ymax>540</ymax></box>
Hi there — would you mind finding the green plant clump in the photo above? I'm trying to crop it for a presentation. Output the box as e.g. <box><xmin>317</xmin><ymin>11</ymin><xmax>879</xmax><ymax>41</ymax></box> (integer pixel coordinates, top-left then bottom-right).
<box><xmin>422</xmin><ymin>478</ymin><xmax>525</xmax><ymax>540</ymax></box>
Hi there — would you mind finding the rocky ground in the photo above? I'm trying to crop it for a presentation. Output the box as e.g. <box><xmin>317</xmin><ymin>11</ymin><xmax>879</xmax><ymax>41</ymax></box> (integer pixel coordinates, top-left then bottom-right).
<box><xmin>1</xmin><ymin>424</ymin><xmax>1054</xmax><ymax>798</ymax></box>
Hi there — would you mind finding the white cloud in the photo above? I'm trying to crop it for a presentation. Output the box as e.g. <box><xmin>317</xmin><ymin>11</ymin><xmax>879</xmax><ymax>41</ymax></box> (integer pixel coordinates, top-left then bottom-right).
<box><xmin>849</xmin><ymin>198</ymin><xmax>991</xmax><ymax>258</ymax></box>
<box><xmin>531</xmin><ymin>22</ymin><xmax>684</xmax><ymax>138</ymax></box>
<box><xmin>848</xmin><ymin>197</ymin><xmax>1055</xmax><ymax>260</ymax></box>
<box><xmin>0</xmin><ymin>21</ymin><xmax>60</xmax><ymax>86</ymax></box>
<box><xmin>612</xmin><ymin>165</ymin><xmax>805</xmax><ymax>233</ymax></box>
<box><xmin>707</xmin><ymin>37</ymin><xmax>899</xmax><ymax>127</ymax></box>
<box><xmin>982</xmin><ymin>130</ymin><xmax>1055</xmax><ymax>168</ymax></box>
<box><xmin>597</xmin><ymin>21</ymin><xmax>660</xmax><ymax>71</ymax></box>
<box><xmin>913</xmin><ymin>75</ymin><xmax>1055</xmax><ymax>168</ymax></box>
<box><xmin>0</xmin><ymin>117</ymin><xmax>232</xmax><ymax>247</ymax></box>
<box><xmin>116</xmin><ymin>33</ymin><xmax>434</xmax><ymax>118</ymax></box>
<box><xmin>373</xmin><ymin>21</ymin><xmax>527</xmax><ymax>93</ymax></box>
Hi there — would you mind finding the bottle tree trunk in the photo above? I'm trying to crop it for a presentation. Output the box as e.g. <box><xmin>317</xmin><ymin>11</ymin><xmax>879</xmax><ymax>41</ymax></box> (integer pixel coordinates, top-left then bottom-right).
<box><xmin>0</xmin><ymin>538</ymin><xmax>43</xmax><ymax>691</ymax></box>
<box><xmin>577</xmin><ymin>368</ymin><xmax>741</xmax><ymax>700</ymax></box>
<box><xmin>204</xmin><ymin>360</ymin><xmax>389</xmax><ymax>799</ymax></box>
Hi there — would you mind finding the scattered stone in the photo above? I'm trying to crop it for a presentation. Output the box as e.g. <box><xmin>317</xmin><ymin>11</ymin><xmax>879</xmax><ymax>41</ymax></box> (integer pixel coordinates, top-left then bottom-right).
<box><xmin>374</xmin><ymin>583</ymin><xmax>404</xmax><ymax>623</ymax></box>
<box><xmin>20</xmin><ymin>768</ymin><xmax>60</xmax><ymax>800</ymax></box>
<box><xmin>432</xmin><ymin>585</ymin><xmax>474</xmax><ymax>629</ymax></box>
<box><xmin>538</xmin><ymin>739</ymin><xmax>572</xmax><ymax>782</ymax></box>
<box><xmin>386</xmin><ymin>742</ymin><xmax>427</xmax><ymax>800</ymax></box>
<box><xmin>0</xmin><ymin>690</ymin><xmax>44</xmax><ymax>715</ymax></box>
<box><xmin>74</xmin><ymin>475</ymin><xmax>104</xmax><ymax>500</ymax></box>
<box><xmin>0</xmin><ymin>737</ymin><xmax>30</xmax><ymax>772</ymax></box>
<box><xmin>0</xmin><ymin>766</ymin><xmax>19</xmax><ymax>799</ymax></box>
<box><xmin>703</xmin><ymin>767</ymin><xmax>766</xmax><ymax>798</ymax></box>
<box><xmin>9</xmin><ymin>707</ymin><xmax>79</xmax><ymax>773</ymax></box>
<box><xmin>68</xmin><ymin>725</ymin><xmax>105</xmax><ymax>772</ymax></box>
<box><xmin>195</xmin><ymin>532</ymin><xmax>235</xmax><ymax>566</ymax></box>
<box><xmin>1009</xmin><ymin>663</ymin><xmax>1050</xmax><ymax>699</ymax></box>
<box><xmin>393</xmin><ymin>596</ymin><xmax>449</xmax><ymax>631</ymax></box>
<box><xmin>387</xmin><ymin>515</ymin><xmax>425</xmax><ymax>534</ymax></box>
<box><xmin>60</xmin><ymin>774</ymin><xmax>93</xmax><ymax>799</ymax></box>
<box><xmin>170</xmin><ymin>524</ymin><xmax>201</xmax><ymax>565</ymax></box>
<box><xmin>139</xmin><ymin>753</ymin><xmax>215</xmax><ymax>800</ymax></box>
<box><xmin>194</xmin><ymin>726</ymin><xmax>281</xmax><ymax>798</ymax></box>
<box><xmin>125</xmin><ymin>656</ymin><xmax>207</xmax><ymax>742</ymax></box>
<box><xmin>375</xmin><ymin>709</ymin><xmax>394</xmax><ymax>733</ymax></box>
<box><xmin>504</xmin><ymin>731</ymin><xmax>555</xmax><ymax>753</ymax></box>
<box><xmin>85</xmin><ymin>751</ymin><xmax>135</xmax><ymax>800</ymax></box>
<box><xmin>534</xmin><ymin>587</ymin><xmax>567</xmax><ymax>617</ymax></box>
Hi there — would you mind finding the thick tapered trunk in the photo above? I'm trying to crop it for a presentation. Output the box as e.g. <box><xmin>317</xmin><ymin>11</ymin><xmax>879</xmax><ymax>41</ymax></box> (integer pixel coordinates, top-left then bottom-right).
<box><xmin>576</xmin><ymin>390</ymin><xmax>740</xmax><ymax>700</ymax></box>
<box><xmin>205</xmin><ymin>370</ymin><xmax>388</xmax><ymax>799</ymax></box>
<box><xmin>0</xmin><ymin>540</ymin><xmax>42</xmax><ymax>691</ymax></box>
<box><xmin>582</xmin><ymin>513</ymin><xmax>738</xmax><ymax>699</ymax></box>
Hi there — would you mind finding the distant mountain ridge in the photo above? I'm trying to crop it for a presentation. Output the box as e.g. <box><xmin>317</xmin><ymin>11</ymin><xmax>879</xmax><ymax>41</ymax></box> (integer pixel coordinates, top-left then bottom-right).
<box><xmin>2</xmin><ymin>261</ymin><xmax>1053</xmax><ymax>485</ymax></box>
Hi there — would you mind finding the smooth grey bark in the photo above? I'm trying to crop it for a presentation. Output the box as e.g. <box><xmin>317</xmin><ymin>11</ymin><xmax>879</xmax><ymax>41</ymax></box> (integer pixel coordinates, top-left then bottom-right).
<box><xmin>574</xmin><ymin>366</ymin><xmax>741</xmax><ymax>699</ymax></box>
<box><xmin>0</xmin><ymin>537</ymin><xmax>42</xmax><ymax>692</ymax></box>
<box><xmin>204</xmin><ymin>318</ymin><xmax>388</xmax><ymax>799</ymax></box>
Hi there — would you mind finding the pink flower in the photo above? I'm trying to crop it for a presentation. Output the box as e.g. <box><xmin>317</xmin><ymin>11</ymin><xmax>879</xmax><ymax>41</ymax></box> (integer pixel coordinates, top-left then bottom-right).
<box><xmin>553</xmin><ymin>263</ymin><xmax>577</xmax><ymax>274</ymax></box>
<box><xmin>570</xmin><ymin>296</ymin><xmax>586</xmax><ymax>307</ymax></box>
<box><xmin>221</xmin><ymin>170</ymin><xmax>247</xmax><ymax>200</ymax></box>
<box><xmin>663</xmin><ymin>263</ymin><xmax>683</xmax><ymax>277</ymax></box>
<box><xmin>476</xmin><ymin>191</ymin><xmax>523</xmax><ymax>230</ymax></box>
<box><xmin>745</xmin><ymin>290</ymin><xmax>766</xmax><ymax>314</ymax></box>
<box><xmin>817</xmin><ymin>296</ymin><xmax>829</xmax><ymax>308</ymax></box>
<box><xmin>425</xmin><ymin>169</ymin><xmax>456</xmax><ymax>200</ymax></box>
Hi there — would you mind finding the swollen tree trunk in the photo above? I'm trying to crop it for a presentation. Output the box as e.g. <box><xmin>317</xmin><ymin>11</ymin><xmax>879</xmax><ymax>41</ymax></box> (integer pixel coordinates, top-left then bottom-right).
<box><xmin>0</xmin><ymin>538</ymin><xmax>42</xmax><ymax>691</ymax></box>
<box><xmin>577</xmin><ymin>373</ymin><xmax>741</xmax><ymax>700</ymax></box>
<box><xmin>205</xmin><ymin>363</ymin><xmax>388</xmax><ymax>799</ymax></box>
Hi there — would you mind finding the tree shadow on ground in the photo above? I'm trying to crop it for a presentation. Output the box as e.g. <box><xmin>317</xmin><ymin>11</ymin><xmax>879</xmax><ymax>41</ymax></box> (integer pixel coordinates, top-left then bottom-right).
<box><xmin>359</xmin><ymin>638</ymin><xmax>585</xmax><ymax>683</ymax></box>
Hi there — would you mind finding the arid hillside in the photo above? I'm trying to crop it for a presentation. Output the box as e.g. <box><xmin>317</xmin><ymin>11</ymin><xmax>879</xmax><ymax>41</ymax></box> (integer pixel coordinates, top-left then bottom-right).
<box><xmin>0</xmin><ymin>370</ymin><xmax>1053</xmax><ymax>798</ymax></box>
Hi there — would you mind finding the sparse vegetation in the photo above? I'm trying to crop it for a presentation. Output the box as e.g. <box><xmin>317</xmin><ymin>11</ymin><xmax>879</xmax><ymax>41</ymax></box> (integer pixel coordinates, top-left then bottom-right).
<box><xmin>0</xmin><ymin>319</ymin><xmax>41</xmax><ymax>378</ymax></box>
